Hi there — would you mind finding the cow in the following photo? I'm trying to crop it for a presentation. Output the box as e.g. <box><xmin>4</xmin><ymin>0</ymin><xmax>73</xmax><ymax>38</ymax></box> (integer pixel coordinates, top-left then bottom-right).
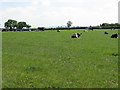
<box><xmin>104</xmin><ymin>32</ymin><xmax>109</xmax><ymax>34</ymax></box>
<box><xmin>83</xmin><ymin>30</ymin><xmax>88</xmax><ymax>32</ymax></box>
<box><xmin>71</xmin><ymin>33</ymin><xmax>82</xmax><ymax>38</ymax></box>
<box><xmin>87</xmin><ymin>26</ymin><xmax>93</xmax><ymax>31</ymax></box>
<box><xmin>111</xmin><ymin>33</ymin><xmax>118</xmax><ymax>38</ymax></box>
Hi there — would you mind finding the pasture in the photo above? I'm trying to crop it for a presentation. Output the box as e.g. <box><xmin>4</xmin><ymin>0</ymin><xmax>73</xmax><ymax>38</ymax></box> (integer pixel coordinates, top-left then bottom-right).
<box><xmin>2</xmin><ymin>29</ymin><xmax>118</xmax><ymax>88</ymax></box>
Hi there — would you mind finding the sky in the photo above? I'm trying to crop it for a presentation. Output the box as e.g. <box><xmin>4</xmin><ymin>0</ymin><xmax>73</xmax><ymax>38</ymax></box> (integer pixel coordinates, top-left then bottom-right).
<box><xmin>0</xmin><ymin>0</ymin><xmax>119</xmax><ymax>28</ymax></box>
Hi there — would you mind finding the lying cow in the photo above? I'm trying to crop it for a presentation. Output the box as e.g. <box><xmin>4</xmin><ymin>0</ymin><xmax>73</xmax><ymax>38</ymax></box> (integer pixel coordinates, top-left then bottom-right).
<box><xmin>71</xmin><ymin>33</ymin><xmax>82</xmax><ymax>38</ymax></box>
<box><xmin>111</xmin><ymin>33</ymin><xmax>118</xmax><ymax>38</ymax></box>
<box><xmin>104</xmin><ymin>32</ymin><xmax>108</xmax><ymax>34</ymax></box>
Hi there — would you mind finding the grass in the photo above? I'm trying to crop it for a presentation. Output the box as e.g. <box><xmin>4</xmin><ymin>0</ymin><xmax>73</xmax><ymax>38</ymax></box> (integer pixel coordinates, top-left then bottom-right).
<box><xmin>2</xmin><ymin>29</ymin><xmax>118</xmax><ymax>88</ymax></box>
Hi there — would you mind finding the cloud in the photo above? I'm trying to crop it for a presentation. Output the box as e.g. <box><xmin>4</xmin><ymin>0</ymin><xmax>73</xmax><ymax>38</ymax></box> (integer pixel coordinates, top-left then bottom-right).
<box><xmin>0</xmin><ymin>0</ymin><xmax>119</xmax><ymax>28</ymax></box>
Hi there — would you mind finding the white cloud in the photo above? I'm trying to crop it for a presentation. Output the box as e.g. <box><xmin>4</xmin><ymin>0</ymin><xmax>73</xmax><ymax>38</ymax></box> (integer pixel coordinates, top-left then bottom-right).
<box><xmin>0</xmin><ymin>0</ymin><xmax>119</xmax><ymax>28</ymax></box>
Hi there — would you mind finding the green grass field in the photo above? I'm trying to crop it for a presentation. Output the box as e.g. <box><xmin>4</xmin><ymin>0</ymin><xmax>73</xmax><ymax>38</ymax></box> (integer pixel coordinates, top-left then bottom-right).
<box><xmin>2</xmin><ymin>29</ymin><xmax>118</xmax><ymax>88</ymax></box>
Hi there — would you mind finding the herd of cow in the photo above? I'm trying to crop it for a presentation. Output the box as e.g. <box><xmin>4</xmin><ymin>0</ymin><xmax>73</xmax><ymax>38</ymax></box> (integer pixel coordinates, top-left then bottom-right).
<box><xmin>104</xmin><ymin>31</ymin><xmax>118</xmax><ymax>38</ymax></box>
<box><xmin>57</xmin><ymin>30</ymin><xmax>119</xmax><ymax>38</ymax></box>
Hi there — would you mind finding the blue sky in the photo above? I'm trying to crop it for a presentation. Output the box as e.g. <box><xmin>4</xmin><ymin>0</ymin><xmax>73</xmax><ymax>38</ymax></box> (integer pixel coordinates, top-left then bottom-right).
<box><xmin>0</xmin><ymin>2</ymin><xmax>31</xmax><ymax>10</ymax></box>
<box><xmin>0</xmin><ymin>0</ymin><xmax>119</xmax><ymax>28</ymax></box>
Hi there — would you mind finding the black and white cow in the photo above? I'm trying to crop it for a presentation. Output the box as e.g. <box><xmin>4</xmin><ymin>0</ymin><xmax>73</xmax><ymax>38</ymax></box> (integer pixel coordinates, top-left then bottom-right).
<box><xmin>111</xmin><ymin>33</ymin><xmax>118</xmax><ymax>38</ymax></box>
<box><xmin>71</xmin><ymin>33</ymin><xmax>82</xmax><ymax>38</ymax></box>
<box><xmin>83</xmin><ymin>30</ymin><xmax>88</xmax><ymax>32</ymax></box>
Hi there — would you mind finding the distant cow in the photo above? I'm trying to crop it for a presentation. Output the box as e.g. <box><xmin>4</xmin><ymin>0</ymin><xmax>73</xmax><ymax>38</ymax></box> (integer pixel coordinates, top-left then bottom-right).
<box><xmin>87</xmin><ymin>26</ymin><xmax>93</xmax><ymax>31</ymax></box>
<box><xmin>71</xmin><ymin>33</ymin><xmax>82</xmax><ymax>38</ymax></box>
<box><xmin>104</xmin><ymin>32</ymin><xmax>108</xmax><ymax>34</ymax></box>
<box><xmin>83</xmin><ymin>30</ymin><xmax>88</xmax><ymax>32</ymax></box>
<box><xmin>111</xmin><ymin>33</ymin><xmax>118</xmax><ymax>38</ymax></box>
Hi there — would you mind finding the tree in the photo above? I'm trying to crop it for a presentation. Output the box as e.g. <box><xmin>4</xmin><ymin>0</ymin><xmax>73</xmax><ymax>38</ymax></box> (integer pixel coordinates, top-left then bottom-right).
<box><xmin>4</xmin><ymin>22</ymin><xmax>9</xmax><ymax>29</ymax></box>
<box><xmin>17</xmin><ymin>22</ymin><xmax>27</xmax><ymax>29</ymax></box>
<box><xmin>26</xmin><ymin>24</ymin><xmax>31</xmax><ymax>29</ymax></box>
<box><xmin>101</xmin><ymin>23</ymin><xmax>109</xmax><ymax>26</ymax></box>
<box><xmin>4</xmin><ymin>19</ymin><xmax>32</xmax><ymax>31</ymax></box>
<box><xmin>67</xmin><ymin>21</ymin><xmax>72</xmax><ymax>30</ymax></box>
<box><xmin>4</xmin><ymin>19</ymin><xmax>17</xmax><ymax>30</ymax></box>
<box><xmin>115</xmin><ymin>23</ymin><xmax>120</xmax><ymax>26</ymax></box>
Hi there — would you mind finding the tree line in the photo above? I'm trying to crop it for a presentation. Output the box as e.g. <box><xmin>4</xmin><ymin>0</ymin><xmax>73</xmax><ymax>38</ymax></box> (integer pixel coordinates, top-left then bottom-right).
<box><xmin>100</xmin><ymin>23</ymin><xmax>120</xmax><ymax>27</ymax></box>
<box><xmin>3</xmin><ymin>19</ymin><xmax>120</xmax><ymax>32</ymax></box>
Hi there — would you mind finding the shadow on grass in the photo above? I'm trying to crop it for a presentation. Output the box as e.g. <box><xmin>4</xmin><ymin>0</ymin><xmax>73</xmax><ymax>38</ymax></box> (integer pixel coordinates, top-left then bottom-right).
<box><xmin>25</xmin><ymin>66</ymin><xmax>42</xmax><ymax>72</ymax></box>
<box><xmin>111</xmin><ymin>53</ymin><xmax>119</xmax><ymax>57</ymax></box>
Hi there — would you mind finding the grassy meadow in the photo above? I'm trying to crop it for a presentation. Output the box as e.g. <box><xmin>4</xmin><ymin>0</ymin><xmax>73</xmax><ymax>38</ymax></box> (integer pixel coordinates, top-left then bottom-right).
<box><xmin>2</xmin><ymin>29</ymin><xmax>118</xmax><ymax>88</ymax></box>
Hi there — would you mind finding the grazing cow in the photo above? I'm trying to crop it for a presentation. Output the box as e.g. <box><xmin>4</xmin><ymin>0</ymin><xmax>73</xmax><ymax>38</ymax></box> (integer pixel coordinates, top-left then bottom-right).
<box><xmin>71</xmin><ymin>33</ymin><xmax>82</xmax><ymax>38</ymax></box>
<box><xmin>104</xmin><ymin>32</ymin><xmax>109</xmax><ymax>34</ymax></box>
<box><xmin>111</xmin><ymin>33</ymin><xmax>118</xmax><ymax>38</ymax></box>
